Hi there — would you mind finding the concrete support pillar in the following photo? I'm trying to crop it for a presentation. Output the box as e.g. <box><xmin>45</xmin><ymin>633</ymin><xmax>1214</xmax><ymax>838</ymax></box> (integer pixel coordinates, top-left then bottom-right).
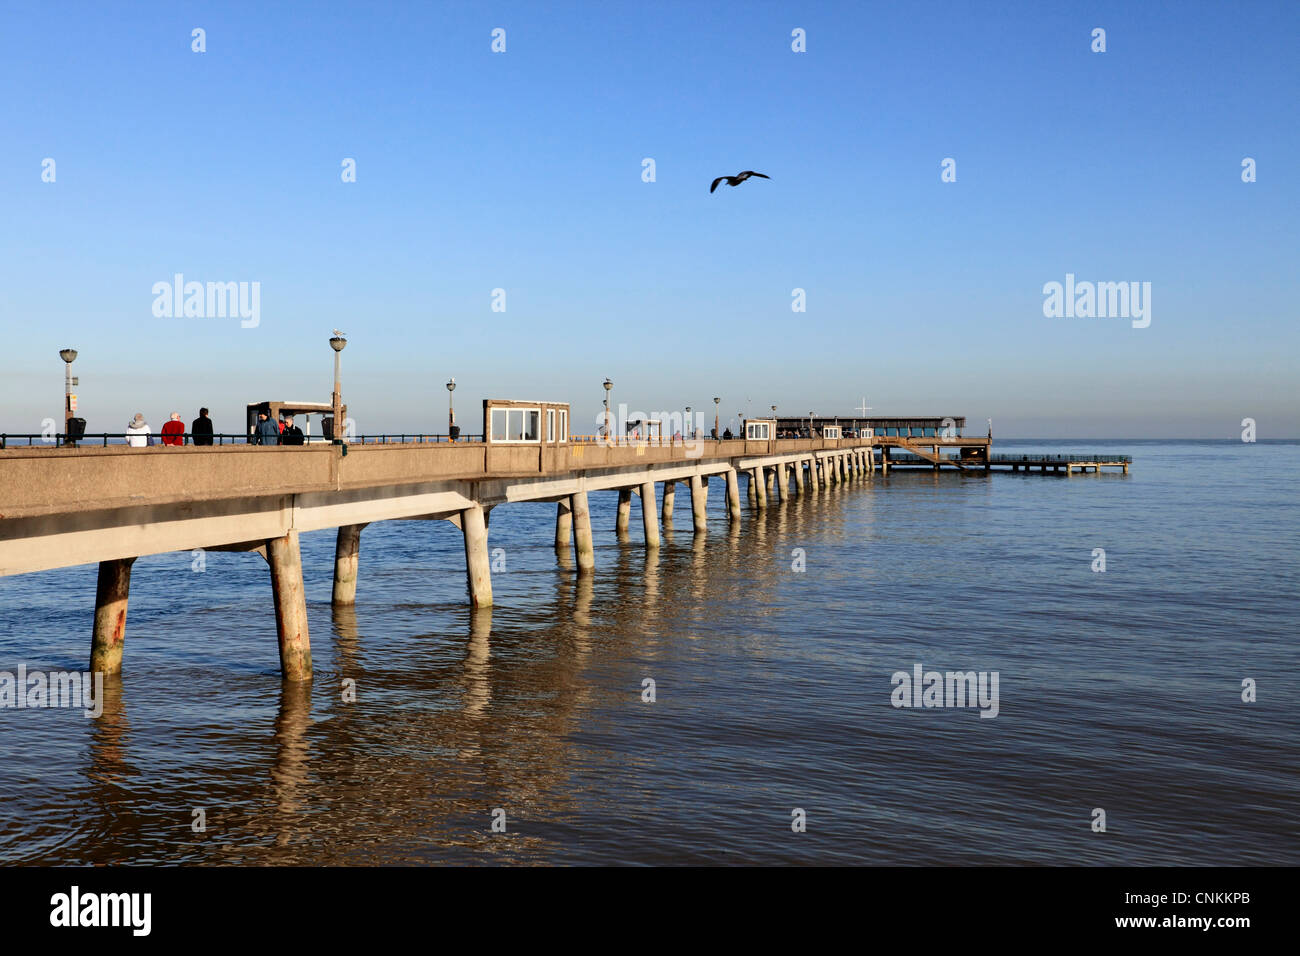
<box><xmin>555</xmin><ymin>499</ymin><xmax>572</xmax><ymax>548</ymax></box>
<box><xmin>640</xmin><ymin>481</ymin><xmax>660</xmax><ymax>547</ymax></box>
<box><xmin>765</xmin><ymin>468</ymin><xmax>775</xmax><ymax>497</ymax></box>
<box><xmin>571</xmin><ymin>491</ymin><xmax>595</xmax><ymax>572</ymax></box>
<box><xmin>662</xmin><ymin>480</ymin><xmax>675</xmax><ymax>526</ymax></box>
<box><xmin>331</xmin><ymin>522</ymin><xmax>368</xmax><ymax>606</ymax></box>
<box><xmin>267</xmin><ymin>531</ymin><xmax>312</xmax><ymax>681</ymax></box>
<box><xmin>616</xmin><ymin>488</ymin><xmax>632</xmax><ymax>536</ymax></box>
<box><xmin>690</xmin><ymin>474</ymin><xmax>707</xmax><ymax>533</ymax></box>
<box><xmin>747</xmin><ymin>470</ymin><xmax>756</xmax><ymax>505</ymax></box>
<box><xmin>90</xmin><ymin>556</ymin><xmax>135</xmax><ymax>676</ymax></box>
<box><xmin>794</xmin><ymin>458</ymin><xmax>805</xmax><ymax>493</ymax></box>
<box><xmin>461</xmin><ymin>504</ymin><xmax>493</xmax><ymax>608</ymax></box>
<box><xmin>752</xmin><ymin>467</ymin><xmax>767</xmax><ymax>508</ymax></box>
<box><xmin>725</xmin><ymin>468</ymin><xmax>742</xmax><ymax>521</ymax></box>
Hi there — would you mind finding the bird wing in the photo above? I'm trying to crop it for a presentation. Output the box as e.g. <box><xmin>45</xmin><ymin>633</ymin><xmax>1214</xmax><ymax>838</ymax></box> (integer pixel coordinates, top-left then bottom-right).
<box><xmin>740</xmin><ymin>171</ymin><xmax>770</xmax><ymax>179</ymax></box>
<box><xmin>710</xmin><ymin>176</ymin><xmax>726</xmax><ymax>193</ymax></box>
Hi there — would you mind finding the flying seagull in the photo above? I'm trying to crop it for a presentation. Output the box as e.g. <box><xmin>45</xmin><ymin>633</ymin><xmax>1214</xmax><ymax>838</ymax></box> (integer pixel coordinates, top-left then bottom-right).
<box><xmin>710</xmin><ymin>170</ymin><xmax>770</xmax><ymax>194</ymax></box>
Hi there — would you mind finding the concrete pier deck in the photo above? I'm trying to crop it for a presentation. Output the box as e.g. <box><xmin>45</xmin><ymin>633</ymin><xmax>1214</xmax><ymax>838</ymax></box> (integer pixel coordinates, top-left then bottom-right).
<box><xmin>1</xmin><ymin>435</ymin><xmax>880</xmax><ymax>680</ymax></box>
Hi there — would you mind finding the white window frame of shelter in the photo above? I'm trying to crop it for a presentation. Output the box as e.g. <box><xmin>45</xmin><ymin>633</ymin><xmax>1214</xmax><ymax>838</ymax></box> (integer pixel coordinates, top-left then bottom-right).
<box><xmin>822</xmin><ymin>425</ymin><xmax>842</xmax><ymax>439</ymax></box>
<box><xmin>490</xmin><ymin>406</ymin><xmax>542</xmax><ymax>444</ymax></box>
<box><xmin>745</xmin><ymin>421</ymin><xmax>771</xmax><ymax>440</ymax></box>
<box><xmin>558</xmin><ymin>410</ymin><xmax>568</xmax><ymax>443</ymax></box>
<box><xmin>547</xmin><ymin>409</ymin><xmax>556</xmax><ymax>443</ymax></box>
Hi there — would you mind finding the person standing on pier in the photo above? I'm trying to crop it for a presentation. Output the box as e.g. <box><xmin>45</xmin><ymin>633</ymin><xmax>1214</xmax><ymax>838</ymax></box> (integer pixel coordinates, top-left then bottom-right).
<box><xmin>124</xmin><ymin>413</ymin><xmax>151</xmax><ymax>447</ymax></box>
<box><xmin>160</xmin><ymin>412</ymin><xmax>185</xmax><ymax>446</ymax></box>
<box><xmin>280</xmin><ymin>414</ymin><xmax>305</xmax><ymax>446</ymax></box>
<box><xmin>191</xmin><ymin>407</ymin><xmax>213</xmax><ymax>446</ymax></box>
<box><xmin>252</xmin><ymin>410</ymin><xmax>280</xmax><ymax>445</ymax></box>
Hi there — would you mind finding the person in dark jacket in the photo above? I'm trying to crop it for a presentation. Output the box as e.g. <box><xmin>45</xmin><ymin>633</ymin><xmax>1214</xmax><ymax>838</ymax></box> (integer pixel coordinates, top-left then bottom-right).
<box><xmin>280</xmin><ymin>414</ymin><xmax>305</xmax><ymax>446</ymax></box>
<box><xmin>252</xmin><ymin>411</ymin><xmax>280</xmax><ymax>445</ymax></box>
<box><xmin>191</xmin><ymin>408</ymin><xmax>214</xmax><ymax>446</ymax></box>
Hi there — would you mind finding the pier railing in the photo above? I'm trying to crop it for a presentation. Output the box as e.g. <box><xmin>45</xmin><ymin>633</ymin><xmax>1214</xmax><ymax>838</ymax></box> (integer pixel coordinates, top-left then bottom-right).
<box><xmin>4</xmin><ymin>432</ymin><xmax>806</xmax><ymax>449</ymax></box>
<box><xmin>0</xmin><ymin>432</ymin><xmax>486</xmax><ymax>448</ymax></box>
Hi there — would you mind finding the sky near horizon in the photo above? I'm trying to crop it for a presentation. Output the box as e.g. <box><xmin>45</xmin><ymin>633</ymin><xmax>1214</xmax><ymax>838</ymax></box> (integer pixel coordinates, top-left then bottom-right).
<box><xmin>1</xmin><ymin>1</ymin><xmax>1296</xmax><ymax>439</ymax></box>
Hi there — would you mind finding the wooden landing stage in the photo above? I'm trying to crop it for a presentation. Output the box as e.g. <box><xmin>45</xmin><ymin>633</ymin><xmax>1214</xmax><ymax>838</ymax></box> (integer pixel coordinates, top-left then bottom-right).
<box><xmin>885</xmin><ymin>452</ymin><xmax>1131</xmax><ymax>475</ymax></box>
<box><xmin>990</xmin><ymin>454</ymin><xmax>1131</xmax><ymax>475</ymax></box>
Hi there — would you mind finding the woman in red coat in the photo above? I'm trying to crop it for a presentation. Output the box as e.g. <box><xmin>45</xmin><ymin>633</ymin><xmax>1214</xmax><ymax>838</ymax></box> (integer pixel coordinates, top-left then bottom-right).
<box><xmin>160</xmin><ymin>412</ymin><xmax>186</xmax><ymax>446</ymax></box>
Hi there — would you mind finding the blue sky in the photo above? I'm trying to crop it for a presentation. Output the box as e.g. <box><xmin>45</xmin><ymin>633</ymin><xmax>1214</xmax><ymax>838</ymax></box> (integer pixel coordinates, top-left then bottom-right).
<box><xmin>1</xmin><ymin>0</ymin><xmax>1296</xmax><ymax>438</ymax></box>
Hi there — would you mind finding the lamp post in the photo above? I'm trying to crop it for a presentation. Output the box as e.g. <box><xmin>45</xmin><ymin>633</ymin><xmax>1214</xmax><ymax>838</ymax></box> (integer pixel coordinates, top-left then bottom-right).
<box><xmin>330</xmin><ymin>333</ymin><xmax>347</xmax><ymax>443</ymax></box>
<box><xmin>447</xmin><ymin>378</ymin><xmax>456</xmax><ymax>441</ymax></box>
<box><xmin>603</xmin><ymin>377</ymin><xmax>613</xmax><ymax>445</ymax></box>
<box><xmin>713</xmin><ymin>397</ymin><xmax>720</xmax><ymax>440</ymax></box>
<box><xmin>59</xmin><ymin>349</ymin><xmax>77</xmax><ymax>446</ymax></box>
<box><xmin>809</xmin><ymin>411</ymin><xmax>814</xmax><ymax>438</ymax></box>
<box><xmin>987</xmin><ymin>418</ymin><xmax>992</xmax><ymax>439</ymax></box>
<box><xmin>684</xmin><ymin>406</ymin><xmax>691</xmax><ymax>442</ymax></box>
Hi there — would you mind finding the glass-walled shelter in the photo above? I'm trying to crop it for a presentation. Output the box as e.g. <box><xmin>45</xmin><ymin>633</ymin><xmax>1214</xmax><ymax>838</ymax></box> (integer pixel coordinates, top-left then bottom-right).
<box><xmin>484</xmin><ymin>399</ymin><xmax>570</xmax><ymax>445</ymax></box>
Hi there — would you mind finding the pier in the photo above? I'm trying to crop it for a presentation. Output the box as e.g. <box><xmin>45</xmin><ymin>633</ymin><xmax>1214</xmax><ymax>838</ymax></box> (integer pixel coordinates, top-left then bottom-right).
<box><xmin>0</xmin><ymin>404</ymin><xmax>1127</xmax><ymax>682</ymax></box>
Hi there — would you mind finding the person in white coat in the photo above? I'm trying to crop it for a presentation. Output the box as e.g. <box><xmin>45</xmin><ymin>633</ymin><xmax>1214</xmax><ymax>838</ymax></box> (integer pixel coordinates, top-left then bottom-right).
<box><xmin>125</xmin><ymin>413</ymin><xmax>152</xmax><ymax>447</ymax></box>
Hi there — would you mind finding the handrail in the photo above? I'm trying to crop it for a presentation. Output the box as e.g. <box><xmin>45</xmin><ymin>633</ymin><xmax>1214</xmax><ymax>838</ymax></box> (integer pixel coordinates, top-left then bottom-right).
<box><xmin>2</xmin><ymin>432</ymin><xmax>880</xmax><ymax>451</ymax></box>
<box><xmin>0</xmin><ymin>433</ymin><xmax>486</xmax><ymax>448</ymax></box>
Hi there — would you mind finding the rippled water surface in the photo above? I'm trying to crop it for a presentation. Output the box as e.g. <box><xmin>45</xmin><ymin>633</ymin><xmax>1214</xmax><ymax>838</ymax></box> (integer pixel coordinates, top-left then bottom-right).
<box><xmin>1</xmin><ymin>440</ymin><xmax>1296</xmax><ymax>865</ymax></box>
